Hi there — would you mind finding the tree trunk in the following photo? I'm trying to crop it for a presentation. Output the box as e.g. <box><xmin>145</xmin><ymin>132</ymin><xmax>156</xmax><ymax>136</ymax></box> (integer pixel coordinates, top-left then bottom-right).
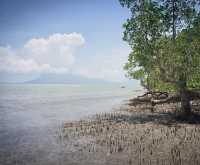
<box><xmin>179</xmin><ymin>84</ymin><xmax>191</xmax><ymax>117</ymax></box>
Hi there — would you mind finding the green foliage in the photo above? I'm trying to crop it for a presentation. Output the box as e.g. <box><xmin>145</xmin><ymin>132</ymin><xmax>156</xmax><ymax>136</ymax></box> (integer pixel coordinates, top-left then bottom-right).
<box><xmin>120</xmin><ymin>0</ymin><xmax>200</xmax><ymax>92</ymax></box>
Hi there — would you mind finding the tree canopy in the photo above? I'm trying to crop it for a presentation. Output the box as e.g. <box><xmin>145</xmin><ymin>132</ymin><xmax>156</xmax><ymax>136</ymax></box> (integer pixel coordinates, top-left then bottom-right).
<box><xmin>120</xmin><ymin>0</ymin><xmax>200</xmax><ymax>116</ymax></box>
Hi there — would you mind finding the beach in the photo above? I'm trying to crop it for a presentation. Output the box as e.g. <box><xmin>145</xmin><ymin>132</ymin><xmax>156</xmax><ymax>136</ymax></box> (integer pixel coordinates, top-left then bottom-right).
<box><xmin>1</xmin><ymin>84</ymin><xmax>200</xmax><ymax>165</ymax></box>
<box><xmin>63</xmin><ymin>99</ymin><xmax>200</xmax><ymax>165</ymax></box>
<box><xmin>0</xmin><ymin>84</ymin><xmax>141</xmax><ymax>165</ymax></box>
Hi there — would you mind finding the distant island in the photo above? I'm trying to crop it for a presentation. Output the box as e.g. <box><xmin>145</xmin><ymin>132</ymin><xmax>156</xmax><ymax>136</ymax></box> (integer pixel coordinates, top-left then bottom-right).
<box><xmin>25</xmin><ymin>73</ymin><xmax>113</xmax><ymax>84</ymax></box>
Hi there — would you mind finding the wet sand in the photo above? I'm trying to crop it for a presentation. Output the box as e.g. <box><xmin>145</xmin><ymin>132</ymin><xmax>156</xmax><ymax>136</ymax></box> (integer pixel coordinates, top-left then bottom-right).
<box><xmin>63</xmin><ymin>100</ymin><xmax>200</xmax><ymax>165</ymax></box>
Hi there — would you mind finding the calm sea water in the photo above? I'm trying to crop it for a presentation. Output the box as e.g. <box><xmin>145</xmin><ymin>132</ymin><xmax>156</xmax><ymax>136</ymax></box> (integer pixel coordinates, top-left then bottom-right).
<box><xmin>0</xmin><ymin>84</ymin><xmax>142</xmax><ymax>165</ymax></box>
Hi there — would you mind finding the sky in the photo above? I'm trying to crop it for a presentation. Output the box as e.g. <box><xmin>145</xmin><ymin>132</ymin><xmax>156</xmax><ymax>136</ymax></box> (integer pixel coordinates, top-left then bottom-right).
<box><xmin>0</xmin><ymin>0</ymin><xmax>132</xmax><ymax>83</ymax></box>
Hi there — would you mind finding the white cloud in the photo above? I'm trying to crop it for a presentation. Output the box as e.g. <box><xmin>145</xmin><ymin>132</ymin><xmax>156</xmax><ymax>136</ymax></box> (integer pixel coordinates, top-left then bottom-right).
<box><xmin>0</xmin><ymin>32</ymin><xmax>131</xmax><ymax>82</ymax></box>
<box><xmin>0</xmin><ymin>33</ymin><xmax>85</xmax><ymax>74</ymax></box>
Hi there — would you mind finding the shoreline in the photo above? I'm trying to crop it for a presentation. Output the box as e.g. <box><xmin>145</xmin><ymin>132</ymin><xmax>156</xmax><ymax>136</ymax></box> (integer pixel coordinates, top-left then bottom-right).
<box><xmin>63</xmin><ymin>98</ymin><xmax>200</xmax><ymax>165</ymax></box>
<box><xmin>0</xmin><ymin>84</ymin><xmax>142</xmax><ymax>165</ymax></box>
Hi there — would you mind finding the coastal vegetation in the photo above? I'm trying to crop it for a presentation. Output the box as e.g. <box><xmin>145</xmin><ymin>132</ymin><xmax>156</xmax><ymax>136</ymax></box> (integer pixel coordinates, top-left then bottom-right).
<box><xmin>120</xmin><ymin>0</ymin><xmax>200</xmax><ymax>117</ymax></box>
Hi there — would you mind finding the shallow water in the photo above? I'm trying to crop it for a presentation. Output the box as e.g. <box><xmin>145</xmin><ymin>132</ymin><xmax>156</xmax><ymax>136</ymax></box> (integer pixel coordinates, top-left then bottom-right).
<box><xmin>0</xmin><ymin>84</ymin><xmax>142</xmax><ymax>165</ymax></box>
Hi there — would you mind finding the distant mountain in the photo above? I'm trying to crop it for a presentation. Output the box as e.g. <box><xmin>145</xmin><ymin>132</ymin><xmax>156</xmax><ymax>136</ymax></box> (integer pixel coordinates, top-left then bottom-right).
<box><xmin>25</xmin><ymin>73</ymin><xmax>113</xmax><ymax>84</ymax></box>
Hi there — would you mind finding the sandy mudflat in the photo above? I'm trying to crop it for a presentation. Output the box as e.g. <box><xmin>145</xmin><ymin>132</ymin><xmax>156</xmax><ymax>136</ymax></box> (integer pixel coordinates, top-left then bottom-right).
<box><xmin>63</xmin><ymin>100</ymin><xmax>200</xmax><ymax>165</ymax></box>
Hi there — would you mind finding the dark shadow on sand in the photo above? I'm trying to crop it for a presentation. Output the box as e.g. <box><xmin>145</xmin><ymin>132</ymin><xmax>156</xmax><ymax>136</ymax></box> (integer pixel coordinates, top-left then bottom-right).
<box><xmin>104</xmin><ymin>111</ymin><xmax>200</xmax><ymax>126</ymax></box>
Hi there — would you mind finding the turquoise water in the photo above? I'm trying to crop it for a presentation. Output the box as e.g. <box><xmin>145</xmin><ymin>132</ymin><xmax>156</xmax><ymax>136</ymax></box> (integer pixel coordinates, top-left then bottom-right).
<box><xmin>0</xmin><ymin>84</ymin><xmax>142</xmax><ymax>165</ymax></box>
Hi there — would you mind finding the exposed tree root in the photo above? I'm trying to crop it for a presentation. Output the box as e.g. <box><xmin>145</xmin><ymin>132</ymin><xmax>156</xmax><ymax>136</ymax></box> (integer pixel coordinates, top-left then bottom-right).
<box><xmin>151</xmin><ymin>95</ymin><xmax>180</xmax><ymax>105</ymax></box>
<box><xmin>138</xmin><ymin>91</ymin><xmax>168</xmax><ymax>99</ymax></box>
<box><xmin>129</xmin><ymin>90</ymin><xmax>200</xmax><ymax>107</ymax></box>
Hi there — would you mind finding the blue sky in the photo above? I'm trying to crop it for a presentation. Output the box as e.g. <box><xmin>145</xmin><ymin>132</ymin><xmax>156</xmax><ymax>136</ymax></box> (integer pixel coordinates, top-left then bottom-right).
<box><xmin>0</xmin><ymin>0</ymin><xmax>133</xmax><ymax>82</ymax></box>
